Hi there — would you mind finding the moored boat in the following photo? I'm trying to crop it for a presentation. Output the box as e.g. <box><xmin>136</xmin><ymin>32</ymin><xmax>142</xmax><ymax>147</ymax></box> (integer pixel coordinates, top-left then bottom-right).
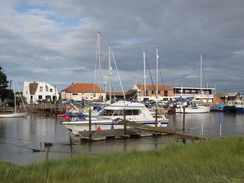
<box><xmin>60</xmin><ymin>100</ymin><xmax>169</xmax><ymax>135</ymax></box>
<box><xmin>223</xmin><ymin>100</ymin><xmax>244</xmax><ymax>113</ymax></box>
<box><xmin>0</xmin><ymin>111</ymin><xmax>28</xmax><ymax>118</ymax></box>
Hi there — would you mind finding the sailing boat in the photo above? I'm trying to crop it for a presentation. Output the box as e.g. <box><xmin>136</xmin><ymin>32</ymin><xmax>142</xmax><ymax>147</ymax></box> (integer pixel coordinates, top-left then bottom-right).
<box><xmin>179</xmin><ymin>54</ymin><xmax>210</xmax><ymax>113</ymax></box>
<box><xmin>0</xmin><ymin>79</ymin><xmax>28</xmax><ymax>118</ymax></box>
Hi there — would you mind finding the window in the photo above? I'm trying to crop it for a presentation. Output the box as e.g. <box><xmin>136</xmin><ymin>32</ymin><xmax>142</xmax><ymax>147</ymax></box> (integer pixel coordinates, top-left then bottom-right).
<box><xmin>164</xmin><ymin>91</ymin><xmax>168</xmax><ymax>96</ymax></box>
<box><xmin>50</xmin><ymin>89</ymin><xmax>53</xmax><ymax>92</ymax></box>
<box><xmin>73</xmin><ymin>93</ymin><xmax>78</xmax><ymax>95</ymax></box>
<box><xmin>46</xmin><ymin>85</ymin><xmax>48</xmax><ymax>92</ymax></box>
<box><xmin>100</xmin><ymin>109</ymin><xmax>141</xmax><ymax>116</ymax></box>
<box><xmin>38</xmin><ymin>95</ymin><xmax>42</xmax><ymax>99</ymax></box>
<box><xmin>40</xmin><ymin>86</ymin><xmax>43</xmax><ymax>92</ymax></box>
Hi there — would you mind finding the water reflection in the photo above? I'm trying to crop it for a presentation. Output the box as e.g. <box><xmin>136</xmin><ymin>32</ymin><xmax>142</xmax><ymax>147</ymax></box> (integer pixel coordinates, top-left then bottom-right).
<box><xmin>0</xmin><ymin>112</ymin><xmax>243</xmax><ymax>165</ymax></box>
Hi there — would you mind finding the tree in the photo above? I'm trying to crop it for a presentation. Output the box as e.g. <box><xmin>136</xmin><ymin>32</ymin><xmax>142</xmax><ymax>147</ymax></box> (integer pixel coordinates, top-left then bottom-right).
<box><xmin>0</xmin><ymin>66</ymin><xmax>10</xmax><ymax>100</ymax></box>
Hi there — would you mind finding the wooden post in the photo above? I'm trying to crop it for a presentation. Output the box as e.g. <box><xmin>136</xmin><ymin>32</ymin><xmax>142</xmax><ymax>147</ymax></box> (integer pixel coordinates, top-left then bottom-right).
<box><xmin>182</xmin><ymin>107</ymin><xmax>186</xmax><ymax>144</ymax></box>
<box><xmin>220</xmin><ymin>124</ymin><xmax>222</xmax><ymax>136</ymax></box>
<box><xmin>89</xmin><ymin>108</ymin><xmax>92</xmax><ymax>141</ymax></box>
<box><xmin>123</xmin><ymin>109</ymin><xmax>127</xmax><ymax>135</ymax></box>
<box><xmin>155</xmin><ymin>108</ymin><xmax>158</xmax><ymax>127</ymax></box>
<box><xmin>45</xmin><ymin>146</ymin><xmax>49</xmax><ymax>161</ymax></box>
<box><xmin>183</xmin><ymin>107</ymin><xmax>186</xmax><ymax>132</ymax></box>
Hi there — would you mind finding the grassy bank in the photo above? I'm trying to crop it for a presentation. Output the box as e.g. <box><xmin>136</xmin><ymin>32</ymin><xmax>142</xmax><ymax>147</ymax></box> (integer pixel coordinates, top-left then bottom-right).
<box><xmin>1</xmin><ymin>136</ymin><xmax>244</xmax><ymax>183</ymax></box>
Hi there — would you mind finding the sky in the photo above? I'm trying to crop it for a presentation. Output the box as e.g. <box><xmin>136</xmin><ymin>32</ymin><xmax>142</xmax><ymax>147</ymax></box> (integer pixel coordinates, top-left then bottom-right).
<box><xmin>1</xmin><ymin>0</ymin><xmax>244</xmax><ymax>94</ymax></box>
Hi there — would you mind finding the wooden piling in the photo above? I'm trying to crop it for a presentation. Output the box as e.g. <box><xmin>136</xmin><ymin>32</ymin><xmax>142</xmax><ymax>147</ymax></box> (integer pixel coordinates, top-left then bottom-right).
<box><xmin>123</xmin><ymin>109</ymin><xmax>127</xmax><ymax>136</ymax></box>
<box><xmin>89</xmin><ymin>109</ymin><xmax>92</xmax><ymax>141</ymax></box>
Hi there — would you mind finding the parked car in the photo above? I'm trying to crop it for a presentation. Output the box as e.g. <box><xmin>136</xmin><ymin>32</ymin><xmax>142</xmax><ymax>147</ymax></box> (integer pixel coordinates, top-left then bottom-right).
<box><xmin>5</xmin><ymin>100</ymin><xmax>19</xmax><ymax>107</ymax></box>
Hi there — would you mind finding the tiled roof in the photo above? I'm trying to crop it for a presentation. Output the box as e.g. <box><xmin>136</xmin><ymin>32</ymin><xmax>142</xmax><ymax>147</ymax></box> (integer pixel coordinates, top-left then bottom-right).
<box><xmin>29</xmin><ymin>82</ymin><xmax>38</xmax><ymax>95</ymax></box>
<box><xmin>135</xmin><ymin>84</ymin><xmax>173</xmax><ymax>91</ymax></box>
<box><xmin>62</xmin><ymin>83</ymin><xmax>104</xmax><ymax>93</ymax></box>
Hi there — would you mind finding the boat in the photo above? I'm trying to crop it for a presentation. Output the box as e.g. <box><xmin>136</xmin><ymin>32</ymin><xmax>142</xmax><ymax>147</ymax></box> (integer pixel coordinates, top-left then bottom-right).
<box><xmin>0</xmin><ymin>79</ymin><xmax>28</xmax><ymax>118</ymax></box>
<box><xmin>168</xmin><ymin>100</ymin><xmax>210</xmax><ymax>113</ymax></box>
<box><xmin>223</xmin><ymin>100</ymin><xmax>244</xmax><ymax>113</ymax></box>
<box><xmin>210</xmin><ymin>104</ymin><xmax>225</xmax><ymax>112</ymax></box>
<box><xmin>0</xmin><ymin>111</ymin><xmax>28</xmax><ymax>118</ymax></box>
<box><xmin>168</xmin><ymin>55</ymin><xmax>210</xmax><ymax>114</ymax></box>
<box><xmin>179</xmin><ymin>103</ymin><xmax>210</xmax><ymax>113</ymax></box>
<box><xmin>60</xmin><ymin>100</ymin><xmax>169</xmax><ymax>135</ymax></box>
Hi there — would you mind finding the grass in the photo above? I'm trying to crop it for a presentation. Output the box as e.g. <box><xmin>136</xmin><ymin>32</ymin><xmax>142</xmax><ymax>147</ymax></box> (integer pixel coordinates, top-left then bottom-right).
<box><xmin>1</xmin><ymin>136</ymin><xmax>244</xmax><ymax>183</ymax></box>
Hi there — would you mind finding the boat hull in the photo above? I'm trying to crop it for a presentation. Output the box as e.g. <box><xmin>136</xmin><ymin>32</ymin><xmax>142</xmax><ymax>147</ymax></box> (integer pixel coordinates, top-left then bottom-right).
<box><xmin>0</xmin><ymin>112</ymin><xmax>28</xmax><ymax>118</ymax></box>
<box><xmin>61</xmin><ymin>120</ymin><xmax>168</xmax><ymax>135</ymax></box>
<box><xmin>181</xmin><ymin>107</ymin><xmax>210</xmax><ymax>113</ymax></box>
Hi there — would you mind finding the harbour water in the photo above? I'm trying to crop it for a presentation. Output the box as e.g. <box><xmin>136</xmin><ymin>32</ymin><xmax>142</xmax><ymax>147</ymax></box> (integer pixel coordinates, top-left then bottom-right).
<box><xmin>0</xmin><ymin>112</ymin><xmax>243</xmax><ymax>165</ymax></box>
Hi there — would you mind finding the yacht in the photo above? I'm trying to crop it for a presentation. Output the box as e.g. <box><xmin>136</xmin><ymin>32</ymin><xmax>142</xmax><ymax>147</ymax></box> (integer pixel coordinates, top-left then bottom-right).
<box><xmin>60</xmin><ymin>100</ymin><xmax>169</xmax><ymax>135</ymax></box>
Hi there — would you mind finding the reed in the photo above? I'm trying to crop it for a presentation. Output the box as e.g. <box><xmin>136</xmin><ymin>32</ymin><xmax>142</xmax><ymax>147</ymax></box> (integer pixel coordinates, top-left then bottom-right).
<box><xmin>0</xmin><ymin>136</ymin><xmax>244</xmax><ymax>183</ymax></box>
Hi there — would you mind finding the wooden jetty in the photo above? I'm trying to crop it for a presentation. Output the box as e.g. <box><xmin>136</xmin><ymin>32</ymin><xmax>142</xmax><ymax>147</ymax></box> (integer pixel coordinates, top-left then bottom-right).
<box><xmin>78</xmin><ymin>119</ymin><xmax>208</xmax><ymax>142</ymax></box>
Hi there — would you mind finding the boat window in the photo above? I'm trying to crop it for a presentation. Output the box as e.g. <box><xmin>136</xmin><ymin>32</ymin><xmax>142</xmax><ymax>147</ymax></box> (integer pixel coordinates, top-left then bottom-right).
<box><xmin>100</xmin><ymin>109</ymin><xmax>114</xmax><ymax>116</ymax></box>
<box><xmin>125</xmin><ymin>110</ymin><xmax>140</xmax><ymax>115</ymax></box>
<box><xmin>100</xmin><ymin>109</ymin><xmax>141</xmax><ymax>116</ymax></box>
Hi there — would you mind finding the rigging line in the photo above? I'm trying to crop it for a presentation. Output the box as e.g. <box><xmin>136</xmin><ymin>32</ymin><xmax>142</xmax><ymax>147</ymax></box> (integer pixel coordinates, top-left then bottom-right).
<box><xmin>158</xmin><ymin>64</ymin><xmax>165</xmax><ymax>91</ymax></box>
<box><xmin>2</xmin><ymin>140</ymin><xmax>84</xmax><ymax>154</ymax></box>
<box><xmin>111</xmin><ymin>50</ymin><xmax>125</xmax><ymax>99</ymax></box>
<box><xmin>2</xmin><ymin>140</ymin><xmax>45</xmax><ymax>152</ymax></box>
<box><xmin>3</xmin><ymin>136</ymin><xmax>66</xmax><ymax>146</ymax></box>
<box><xmin>5</xmin><ymin>135</ymin><xmax>44</xmax><ymax>143</ymax></box>
<box><xmin>145</xmin><ymin>57</ymin><xmax>155</xmax><ymax>93</ymax></box>
<box><xmin>16</xmin><ymin>78</ymin><xmax>27</xmax><ymax>111</ymax></box>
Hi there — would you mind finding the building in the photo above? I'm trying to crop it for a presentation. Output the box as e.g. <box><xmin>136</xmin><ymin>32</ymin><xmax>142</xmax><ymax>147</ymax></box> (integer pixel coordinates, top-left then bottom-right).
<box><xmin>23</xmin><ymin>81</ymin><xmax>59</xmax><ymax>104</ymax></box>
<box><xmin>173</xmin><ymin>86</ymin><xmax>215</xmax><ymax>103</ymax></box>
<box><xmin>60</xmin><ymin>83</ymin><xmax>105</xmax><ymax>101</ymax></box>
<box><xmin>132</xmin><ymin>84</ymin><xmax>174</xmax><ymax>101</ymax></box>
<box><xmin>216</xmin><ymin>92</ymin><xmax>241</xmax><ymax>103</ymax></box>
<box><xmin>105</xmin><ymin>89</ymin><xmax>138</xmax><ymax>101</ymax></box>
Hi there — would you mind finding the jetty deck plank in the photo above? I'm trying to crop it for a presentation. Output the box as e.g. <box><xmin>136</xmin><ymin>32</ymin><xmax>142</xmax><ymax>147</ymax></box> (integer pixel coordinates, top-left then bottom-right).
<box><xmin>78</xmin><ymin>128</ymin><xmax>154</xmax><ymax>141</ymax></box>
<box><xmin>116</xmin><ymin>119</ymin><xmax>209</xmax><ymax>140</ymax></box>
<box><xmin>77</xmin><ymin>119</ymin><xmax>208</xmax><ymax>141</ymax></box>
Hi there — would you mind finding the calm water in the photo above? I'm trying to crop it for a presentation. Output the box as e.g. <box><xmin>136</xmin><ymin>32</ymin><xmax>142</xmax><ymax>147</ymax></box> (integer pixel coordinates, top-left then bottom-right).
<box><xmin>0</xmin><ymin>112</ymin><xmax>243</xmax><ymax>165</ymax></box>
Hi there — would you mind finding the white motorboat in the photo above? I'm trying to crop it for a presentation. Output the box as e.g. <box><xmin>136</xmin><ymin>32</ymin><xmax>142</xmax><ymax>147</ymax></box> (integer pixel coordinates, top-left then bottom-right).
<box><xmin>60</xmin><ymin>100</ymin><xmax>169</xmax><ymax>135</ymax></box>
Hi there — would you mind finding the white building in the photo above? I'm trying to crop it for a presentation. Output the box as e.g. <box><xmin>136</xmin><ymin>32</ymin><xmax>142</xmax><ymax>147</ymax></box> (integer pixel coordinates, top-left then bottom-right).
<box><xmin>23</xmin><ymin>81</ymin><xmax>59</xmax><ymax>104</ymax></box>
<box><xmin>173</xmin><ymin>86</ymin><xmax>215</xmax><ymax>103</ymax></box>
<box><xmin>60</xmin><ymin>83</ymin><xmax>105</xmax><ymax>101</ymax></box>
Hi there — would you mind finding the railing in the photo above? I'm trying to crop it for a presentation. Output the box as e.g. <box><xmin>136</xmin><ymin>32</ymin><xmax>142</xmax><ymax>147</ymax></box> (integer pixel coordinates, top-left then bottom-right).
<box><xmin>174</xmin><ymin>94</ymin><xmax>213</xmax><ymax>99</ymax></box>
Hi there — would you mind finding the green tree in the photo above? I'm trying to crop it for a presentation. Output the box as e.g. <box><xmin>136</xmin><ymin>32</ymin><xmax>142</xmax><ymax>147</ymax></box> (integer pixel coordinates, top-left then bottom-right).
<box><xmin>0</xmin><ymin>66</ymin><xmax>10</xmax><ymax>100</ymax></box>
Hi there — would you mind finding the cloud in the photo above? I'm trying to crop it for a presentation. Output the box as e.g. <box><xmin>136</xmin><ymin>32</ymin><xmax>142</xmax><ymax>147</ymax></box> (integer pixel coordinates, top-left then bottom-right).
<box><xmin>0</xmin><ymin>0</ymin><xmax>244</xmax><ymax>93</ymax></box>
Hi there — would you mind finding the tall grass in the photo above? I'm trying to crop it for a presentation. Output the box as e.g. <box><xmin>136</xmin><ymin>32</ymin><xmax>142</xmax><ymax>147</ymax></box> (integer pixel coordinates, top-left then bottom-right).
<box><xmin>1</xmin><ymin>136</ymin><xmax>244</xmax><ymax>183</ymax></box>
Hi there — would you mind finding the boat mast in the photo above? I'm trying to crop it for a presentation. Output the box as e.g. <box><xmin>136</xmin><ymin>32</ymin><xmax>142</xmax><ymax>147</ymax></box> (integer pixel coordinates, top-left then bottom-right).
<box><xmin>143</xmin><ymin>51</ymin><xmax>147</xmax><ymax>97</ymax></box>
<box><xmin>98</xmin><ymin>32</ymin><xmax>102</xmax><ymax>99</ymax></box>
<box><xmin>13</xmin><ymin>80</ymin><xmax>16</xmax><ymax>113</ymax></box>
<box><xmin>200</xmin><ymin>54</ymin><xmax>202</xmax><ymax>90</ymax></box>
<box><xmin>200</xmin><ymin>54</ymin><xmax>203</xmax><ymax>101</ymax></box>
<box><xmin>108</xmin><ymin>44</ymin><xmax>112</xmax><ymax>102</ymax></box>
<box><xmin>156</xmin><ymin>48</ymin><xmax>159</xmax><ymax>103</ymax></box>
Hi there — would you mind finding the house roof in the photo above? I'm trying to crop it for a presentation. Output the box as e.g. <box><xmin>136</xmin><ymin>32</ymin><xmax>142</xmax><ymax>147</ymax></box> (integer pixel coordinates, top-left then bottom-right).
<box><xmin>216</xmin><ymin>92</ymin><xmax>239</xmax><ymax>98</ymax></box>
<box><xmin>213</xmin><ymin>94</ymin><xmax>224</xmax><ymax>103</ymax></box>
<box><xmin>62</xmin><ymin>83</ymin><xmax>104</xmax><ymax>93</ymax></box>
<box><xmin>135</xmin><ymin>84</ymin><xmax>173</xmax><ymax>91</ymax></box>
<box><xmin>29</xmin><ymin>82</ymin><xmax>38</xmax><ymax>95</ymax></box>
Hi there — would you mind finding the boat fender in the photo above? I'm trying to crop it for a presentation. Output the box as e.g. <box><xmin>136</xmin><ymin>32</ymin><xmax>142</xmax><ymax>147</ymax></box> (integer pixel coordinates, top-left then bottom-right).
<box><xmin>64</xmin><ymin>115</ymin><xmax>70</xmax><ymax>121</ymax></box>
<box><xmin>158</xmin><ymin>109</ymin><xmax>164</xmax><ymax>114</ymax></box>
